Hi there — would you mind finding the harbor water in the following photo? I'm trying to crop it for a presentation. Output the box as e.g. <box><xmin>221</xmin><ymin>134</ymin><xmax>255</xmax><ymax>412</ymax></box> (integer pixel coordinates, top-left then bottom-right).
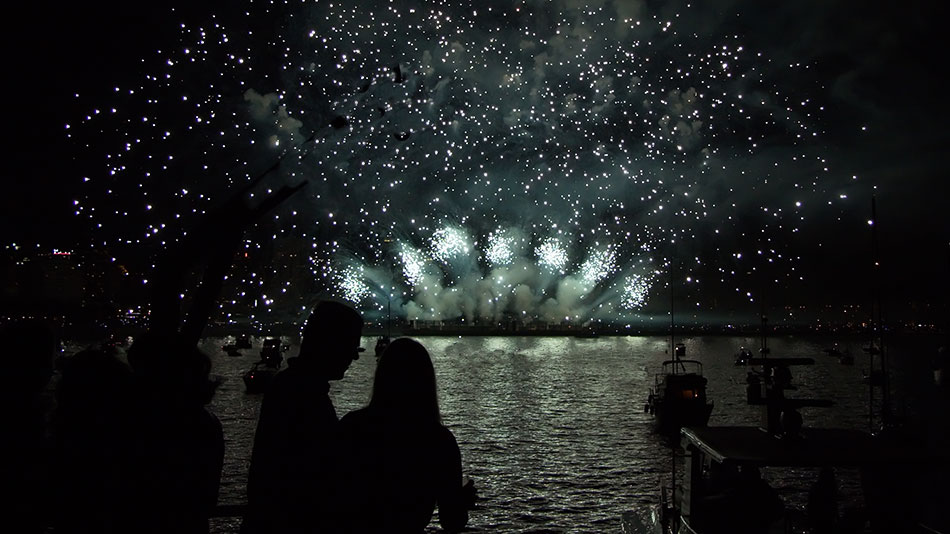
<box><xmin>198</xmin><ymin>334</ymin><xmax>945</xmax><ymax>533</ymax></box>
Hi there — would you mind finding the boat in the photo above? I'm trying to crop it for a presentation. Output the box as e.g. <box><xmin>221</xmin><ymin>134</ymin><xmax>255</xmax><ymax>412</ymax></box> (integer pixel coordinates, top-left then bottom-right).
<box><xmin>624</xmin><ymin>355</ymin><xmax>946</xmax><ymax>534</ymax></box>
<box><xmin>573</xmin><ymin>326</ymin><xmax>599</xmax><ymax>338</ymax></box>
<box><xmin>645</xmin><ymin>343</ymin><xmax>714</xmax><ymax>436</ymax></box>
<box><xmin>259</xmin><ymin>337</ymin><xmax>288</xmax><ymax>368</ymax></box>
<box><xmin>222</xmin><ymin>333</ymin><xmax>254</xmax><ymax>354</ymax></box>
<box><xmin>645</xmin><ymin>264</ymin><xmax>713</xmax><ymax>437</ymax></box>
<box><xmin>240</xmin><ymin>333</ymin><xmax>253</xmax><ymax>348</ymax></box>
<box><xmin>622</xmin><ymin>424</ymin><xmax>942</xmax><ymax>534</ymax></box>
<box><xmin>235</xmin><ymin>333</ymin><xmax>253</xmax><ymax>349</ymax></box>
<box><xmin>740</xmin><ymin>315</ymin><xmax>804</xmax><ymax>397</ymax></box>
<box><xmin>103</xmin><ymin>333</ymin><xmax>130</xmax><ymax>351</ymax></box>
<box><xmin>822</xmin><ymin>345</ymin><xmax>843</xmax><ymax>357</ymax></box>
<box><xmin>242</xmin><ymin>361</ymin><xmax>279</xmax><ymax>394</ymax></box>
<box><xmin>734</xmin><ymin>347</ymin><xmax>753</xmax><ymax>366</ymax></box>
<box><xmin>242</xmin><ymin>337</ymin><xmax>288</xmax><ymax>393</ymax></box>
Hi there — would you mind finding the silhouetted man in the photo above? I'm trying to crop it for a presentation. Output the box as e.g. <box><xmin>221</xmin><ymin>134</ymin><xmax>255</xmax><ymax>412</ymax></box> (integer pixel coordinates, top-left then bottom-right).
<box><xmin>241</xmin><ymin>300</ymin><xmax>364</xmax><ymax>534</ymax></box>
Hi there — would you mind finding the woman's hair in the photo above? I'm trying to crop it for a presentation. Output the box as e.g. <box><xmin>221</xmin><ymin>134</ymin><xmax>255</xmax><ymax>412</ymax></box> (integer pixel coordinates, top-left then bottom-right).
<box><xmin>369</xmin><ymin>337</ymin><xmax>441</xmax><ymax>425</ymax></box>
<box><xmin>127</xmin><ymin>332</ymin><xmax>218</xmax><ymax>406</ymax></box>
<box><xmin>54</xmin><ymin>348</ymin><xmax>136</xmax><ymax>438</ymax></box>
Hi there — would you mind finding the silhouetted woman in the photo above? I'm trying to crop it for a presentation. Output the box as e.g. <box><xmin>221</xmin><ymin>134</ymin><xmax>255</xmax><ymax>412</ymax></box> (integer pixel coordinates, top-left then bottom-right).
<box><xmin>127</xmin><ymin>335</ymin><xmax>224</xmax><ymax>534</ymax></box>
<box><xmin>334</xmin><ymin>337</ymin><xmax>475</xmax><ymax>533</ymax></box>
<box><xmin>50</xmin><ymin>348</ymin><xmax>139</xmax><ymax>533</ymax></box>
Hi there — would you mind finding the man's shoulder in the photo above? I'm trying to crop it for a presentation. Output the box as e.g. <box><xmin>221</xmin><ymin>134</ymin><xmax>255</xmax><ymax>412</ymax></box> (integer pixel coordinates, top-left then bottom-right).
<box><xmin>261</xmin><ymin>369</ymin><xmax>330</xmax><ymax>408</ymax></box>
<box><xmin>339</xmin><ymin>406</ymin><xmax>373</xmax><ymax>425</ymax></box>
<box><xmin>269</xmin><ymin>365</ymin><xmax>327</xmax><ymax>389</ymax></box>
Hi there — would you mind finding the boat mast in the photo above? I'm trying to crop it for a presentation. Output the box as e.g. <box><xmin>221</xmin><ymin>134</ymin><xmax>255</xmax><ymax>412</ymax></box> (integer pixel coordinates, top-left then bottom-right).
<box><xmin>868</xmin><ymin>196</ymin><xmax>875</xmax><ymax>430</ymax></box>
<box><xmin>758</xmin><ymin>253</ymin><xmax>770</xmax><ymax>358</ymax></box>
<box><xmin>667</xmin><ymin>258</ymin><xmax>680</xmax><ymax>518</ymax></box>
<box><xmin>670</xmin><ymin>259</ymin><xmax>675</xmax><ymax>356</ymax></box>
<box><xmin>868</xmin><ymin>194</ymin><xmax>890</xmax><ymax>430</ymax></box>
<box><xmin>669</xmin><ymin>259</ymin><xmax>687</xmax><ymax>373</ymax></box>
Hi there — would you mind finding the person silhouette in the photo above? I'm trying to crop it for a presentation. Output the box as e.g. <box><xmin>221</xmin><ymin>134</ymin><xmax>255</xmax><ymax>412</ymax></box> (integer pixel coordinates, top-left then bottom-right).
<box><xmin>129</xmin><ymin>171</ymin><xmax>305</xmax><ymax>532</ymax></box>
<box><xmin>731</xmin><ymin>465</ymin><xmax>784</xmax><ymax>534</ymax></box>
<box><xmin>3</xmin><ymin>319</ymin><xmax>58</xmax><ymax>533</ymax></box>
<box><xmin>49</xmin><ymin>348</ymin><xmax>140</xmax><ymax>533</ymax></box>
<box><xmin>333</xmin><ymin>337</ymin><xmax>476</xmax><ymax>534</ymax></box>
<box><xmin>241</xmin><ymin>300</ymin><xmax>364</xmax><ymax>534</ymax></box>
<box><xmin>127</xmin><ymin>334</ymin><xmax>224</xmax><ymax>534</ymax></box>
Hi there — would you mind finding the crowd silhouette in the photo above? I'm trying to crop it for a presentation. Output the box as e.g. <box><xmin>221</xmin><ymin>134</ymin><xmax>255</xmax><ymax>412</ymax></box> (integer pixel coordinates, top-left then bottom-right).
<box><xmin>7</xmin><ymin>311</ymin><xmax>476</xmax><ymax>533</ymax></box>
<box><xmin>5</xmin><ymin>182</ymin><xmax>477</xmax><ymax>533</ymax></box>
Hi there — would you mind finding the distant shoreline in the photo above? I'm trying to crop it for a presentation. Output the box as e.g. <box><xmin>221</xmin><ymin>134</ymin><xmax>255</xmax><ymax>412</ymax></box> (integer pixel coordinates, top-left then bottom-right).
<box><xmin>35</xmin><ymin>318</ymin><xmax>944</xmax><ymax>344</ymax></box>
<box><xmin>201</xmin><ymin>324</ymin><xmax>945</xmax><ymax>340</ymax></box>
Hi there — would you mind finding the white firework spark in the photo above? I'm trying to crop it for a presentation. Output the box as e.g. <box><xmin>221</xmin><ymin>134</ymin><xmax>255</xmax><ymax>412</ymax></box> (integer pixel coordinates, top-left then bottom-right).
<box><xmin>536</xmin><ymin>238</ymin><xmax>568</xmax><ymax>273</ymax></box>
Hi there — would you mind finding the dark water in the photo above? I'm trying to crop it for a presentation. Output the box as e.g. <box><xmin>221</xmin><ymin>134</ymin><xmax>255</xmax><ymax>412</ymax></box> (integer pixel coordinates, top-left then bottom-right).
<box><xmin>198</xmin><ymin>334</ymin><xmax>945</xmax><ymax>533</ymax></box>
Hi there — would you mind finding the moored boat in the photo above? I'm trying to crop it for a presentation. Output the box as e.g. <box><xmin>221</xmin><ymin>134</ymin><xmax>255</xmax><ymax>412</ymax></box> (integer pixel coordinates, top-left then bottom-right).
<box><xmin>573</xmin><ymin>327</ymin><xmax>599</xmax><ymax>338</ymax></box>
<box><xmin>645</xmin><ymin>343</ymin><xmax>714</xmax><ymax>437</ymax></box>
<box><xmin>223</xmin><ymin>333</ymin><xmax>254</xmax><ymax>354</ymax></box>
<box><xmin>822</xmin><ymin>345</ymin><xmax>843</xmax><ymax>357</ymax></box>
<box><xmin>625</xmin><ymin>353</ymin><xmax>946</xmax><ymax>534</ymax></box>
<box><xmin>235</xmin><ymin>333</ymin><xmax>253</xmax><ymax>349</ymax></box>
<box><xmin>242</xmin><ymin>337</ymin><xmax>288</xmax><ymax>393</ymax></box>
<box><xmin>259</xmin><ymin>337</ymin><xmax>288</xmax><ymax>367</ymax></box>
<box><xmin>645</xmin><ymin>264</ymin><xmax>713</xmax><ymax>439</ymax></box>
<box><xmin>622</xmin><ymin>424</ymin><xmax>941</xmax><ymax>534</ymax></box>
<box><xmin>734</xmin><ymin>347</ymin><xmax>753</xmax><ymax>366</ymax></box>
<box><xmin>242</xmin><ymin>361</ymin><xmax>279</xmax><ymax>394</ymax></box>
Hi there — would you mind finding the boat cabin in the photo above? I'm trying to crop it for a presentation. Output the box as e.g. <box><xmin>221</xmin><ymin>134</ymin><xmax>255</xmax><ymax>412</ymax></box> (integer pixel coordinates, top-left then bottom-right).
<box><xmin>243</xmin><ymin>362</ymin><xmax>278</xmax><ymax>394</ymax></box>
<box><xmin>674</xmin><ymin>342</ymin><xmax>687</xmax><ymax>358</ymax></box>
<box><xmin>260</xmin><ymin>338</ymin><xmax>288</xmax><ymax>368</ymax></box>
<box><xmin>735</xmin><ymin>347</ymin><xmax>753</xmax><ymax>366</ymax></box>
<box><xmin>646</xmin><ymin>358</ymin><xmax>714</xmax><ymax>435</ymax></box>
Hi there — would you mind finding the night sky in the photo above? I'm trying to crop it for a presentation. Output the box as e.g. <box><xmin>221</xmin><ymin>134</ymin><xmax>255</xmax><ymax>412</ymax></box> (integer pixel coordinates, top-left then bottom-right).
<box><xmin>8</xmin><ymin>1</ymin><xmax>949</xmax><ymax>324</ymax></box>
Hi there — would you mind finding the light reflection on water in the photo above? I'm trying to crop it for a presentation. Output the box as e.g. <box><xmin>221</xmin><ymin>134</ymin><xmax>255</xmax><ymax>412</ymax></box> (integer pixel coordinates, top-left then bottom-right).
<box><xmin>202</xmin><ymin>334</ymin><xmax>939</xmax><ymax>533</ymax></box>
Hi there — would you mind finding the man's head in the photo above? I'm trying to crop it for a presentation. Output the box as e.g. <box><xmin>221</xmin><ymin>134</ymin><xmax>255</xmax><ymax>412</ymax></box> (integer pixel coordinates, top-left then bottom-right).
<box><xmin>299</xmin><ymin>300</ymin><xmax>364</xmax><ymax>380</ymax></box>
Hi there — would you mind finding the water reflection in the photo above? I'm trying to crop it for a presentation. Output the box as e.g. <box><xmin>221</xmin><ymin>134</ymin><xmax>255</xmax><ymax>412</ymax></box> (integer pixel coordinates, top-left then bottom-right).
<box><xmin>204</xmin><ymin>334</ymin><xmax>939</xmax><ymax>532</ymax></box>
